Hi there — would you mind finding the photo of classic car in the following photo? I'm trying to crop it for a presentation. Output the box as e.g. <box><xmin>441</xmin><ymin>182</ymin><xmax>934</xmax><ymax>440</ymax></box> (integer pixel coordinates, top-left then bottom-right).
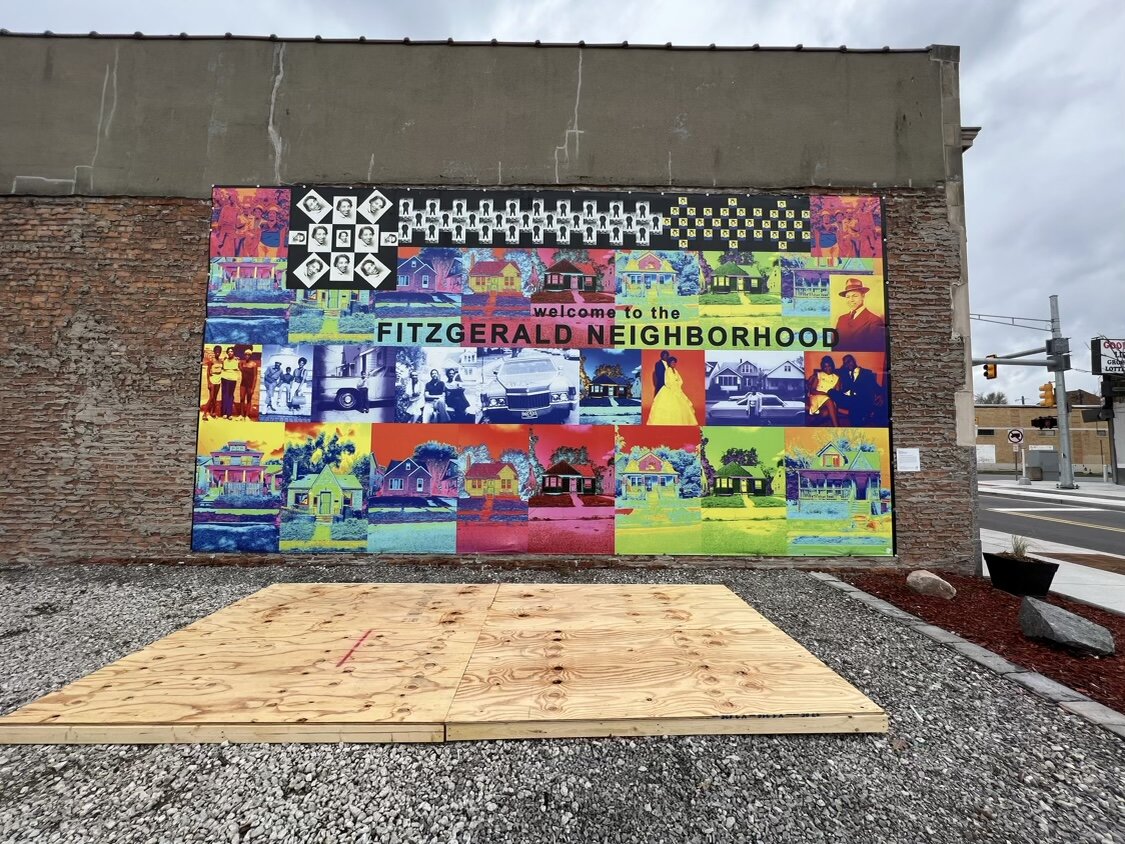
<box><xmin>479</xmin><ymin>352</ymin><xmax>577</xmax><ymax>423</ymax></box>
<box><xmin>312</xmin><ymin>345</ymin><xmax>396</xmax><ymax>420</ymax></box>
<box><xmin>706</xmin><ymin>392</ymin><xmax>805</xmax><ymax>425</ymax></box>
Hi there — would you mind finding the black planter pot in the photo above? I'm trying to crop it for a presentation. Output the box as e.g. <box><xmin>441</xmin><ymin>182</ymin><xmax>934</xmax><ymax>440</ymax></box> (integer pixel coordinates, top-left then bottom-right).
<box><xmin>983</xmin><ymin>552</ymin><xmax>1059</xmax><ymax>597</ymax></box>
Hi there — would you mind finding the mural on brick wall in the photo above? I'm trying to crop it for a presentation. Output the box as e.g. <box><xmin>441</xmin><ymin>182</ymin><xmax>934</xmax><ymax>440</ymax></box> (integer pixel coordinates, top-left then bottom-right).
<box><xmin>194</xmin><ymin>187</ymin><xmax>894</xmax><ymax>556</ymax></box>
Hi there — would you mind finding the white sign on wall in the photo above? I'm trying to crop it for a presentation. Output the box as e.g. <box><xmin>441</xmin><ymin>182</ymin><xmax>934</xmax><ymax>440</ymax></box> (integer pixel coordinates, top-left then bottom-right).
<box><xmin>896</xmin><ymin>448</ymin><xmax>921</xmax><ymax>472</ymax></box>
<box><xmin>975</xmin><ymin>444</ymin><xmax>996</xmax><ymax>464</ymax></box>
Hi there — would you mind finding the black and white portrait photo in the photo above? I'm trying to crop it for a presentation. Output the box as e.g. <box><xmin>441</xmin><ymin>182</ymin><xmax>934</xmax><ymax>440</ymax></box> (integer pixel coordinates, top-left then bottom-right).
<box><xmin>356</xmin><ymin>225</ymin><xmax>378</xmax><ymax>252</ymax></box>
<box><xmin>355</xmin><ymin>255</ymin><xmax>388</xmax><ymax>287</ymax></box>
<box><xmin>308</xmin><ymin>224</ymin><xmax>331</xmax><ymax>252</ymax></box>
<box><xmin>330</xmin><ymin>252</ymin><xmax>353</xmax><ymax>282</ymax></box>
<box><xmin>361</xmin><ymin>190</ymin><xmax>390</xmax><ymax>222</ymax></box>
<box><xmin>297</xmin><ymin>255</ymin><xmax>327</xmax><ymax>287</ymax></box>
<box><xmin>288</xmin><ymin>230</ymin><xmax>307</xmax><ymax>246</ymax></box>
<box><xmin>298</xmin><ymin>190</ymin><xmax>331</xmax><ymax>222</ymax></box>
<box><xmin>332</xmin><ymin>196</ymin><xmax>356</xmax><ymax>224</ymax></box>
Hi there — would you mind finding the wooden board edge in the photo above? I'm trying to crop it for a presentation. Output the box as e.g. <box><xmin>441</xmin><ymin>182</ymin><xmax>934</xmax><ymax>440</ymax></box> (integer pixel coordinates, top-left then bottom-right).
<box><xmin>446</xmin><ymin>711</ymin><xmax>888</xmax><ymax>741</ymax></box>
<box><xmin>0</xmin><ymin>722</ymin><xmax>445</xmax><ymax>745</ymax></box>
<box><xmin>435</xmin><ymin>582</ymin><xmax>504</xmax><ymax>725</ymax></box>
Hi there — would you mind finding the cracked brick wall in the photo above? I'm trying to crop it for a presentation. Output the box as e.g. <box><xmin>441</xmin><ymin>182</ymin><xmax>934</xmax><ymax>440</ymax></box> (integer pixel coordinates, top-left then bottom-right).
<box><xmin>0</xmin><ymin>189</ymin><xmax>978</xmax><ymax>570</ymax></box>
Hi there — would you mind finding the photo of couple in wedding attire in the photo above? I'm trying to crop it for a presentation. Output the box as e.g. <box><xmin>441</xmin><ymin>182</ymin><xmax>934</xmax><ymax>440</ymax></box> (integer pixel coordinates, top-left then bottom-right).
<box><xmin>648</xmin><ymin>350</ymin><xmax>701</xmax><ymax>425</ymax></box>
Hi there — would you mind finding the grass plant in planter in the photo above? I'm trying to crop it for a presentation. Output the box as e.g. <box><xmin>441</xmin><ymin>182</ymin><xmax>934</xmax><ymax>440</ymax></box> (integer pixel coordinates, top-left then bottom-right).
<box><xmin>983</xmin><ymin>534</ymin><xmax>1059</xmax><ymax>597</ymax></box>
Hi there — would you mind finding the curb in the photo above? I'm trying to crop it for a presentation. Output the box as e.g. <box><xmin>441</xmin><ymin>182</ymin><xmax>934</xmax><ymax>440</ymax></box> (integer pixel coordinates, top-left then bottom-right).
<box><xmin>807</xmin><ymin>571</ymin><xmax>1125</xmax><ymax>741</ymax></box>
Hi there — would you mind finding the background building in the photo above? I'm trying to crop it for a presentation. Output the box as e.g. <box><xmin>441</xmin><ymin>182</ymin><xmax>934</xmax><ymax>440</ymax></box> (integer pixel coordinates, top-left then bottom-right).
<box><xmin>0</xmin><ymin>35</ymin><xmax>978</xmax><ymax>569</ymax></box>
<box><xmin>975</xmin><ymin>392</ymin><xmax>1113</xmax><ymax>476</ymax></box>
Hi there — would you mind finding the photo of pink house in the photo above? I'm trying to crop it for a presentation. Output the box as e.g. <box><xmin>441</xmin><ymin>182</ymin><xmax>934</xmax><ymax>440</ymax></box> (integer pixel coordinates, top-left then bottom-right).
<box><xmin>377</xmin><ymin>457</ymin><xmax>458</xmax><ymax>499</ymax></box>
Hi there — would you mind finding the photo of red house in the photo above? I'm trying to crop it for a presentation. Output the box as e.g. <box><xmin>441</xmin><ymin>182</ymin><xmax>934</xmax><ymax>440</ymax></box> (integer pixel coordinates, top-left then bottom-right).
<box><xmin>539</xmin><ymin>460</ymin><xmax>599</xmax><ymax>495</ymax></box>
<box><xmin>528</xmin><ymin>425</ymin><xmax>615</xmax><ymax>555</ymax></box>
<box><xmin>542</xmin><ymin>259</ymin><xmax>602</xmax><ymax>293</ymax></box>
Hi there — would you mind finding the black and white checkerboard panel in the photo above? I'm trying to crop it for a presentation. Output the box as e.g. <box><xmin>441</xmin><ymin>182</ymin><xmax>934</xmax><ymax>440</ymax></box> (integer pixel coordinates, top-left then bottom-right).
<box><xmin>286</xmin><ymin>188</ymin><xmax>398</xmax><ymax>291</ymax></box>
<box><xmin>285</xmin><ymin>188</ymin><xmax>812</xmax><ymax>290</ymax></box>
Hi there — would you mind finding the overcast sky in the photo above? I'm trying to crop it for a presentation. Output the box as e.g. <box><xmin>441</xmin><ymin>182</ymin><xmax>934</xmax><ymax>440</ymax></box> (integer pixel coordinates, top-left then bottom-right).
<box><xmin>7</xmin><ymin>0</ymin><xmax>1123</xmax><ymax>403</ymax></box>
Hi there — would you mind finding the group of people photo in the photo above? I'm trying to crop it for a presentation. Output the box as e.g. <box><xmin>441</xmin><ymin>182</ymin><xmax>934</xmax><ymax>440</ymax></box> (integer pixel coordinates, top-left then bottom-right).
<box><xmin>806</xmin><ymin>352</ymin><xmax>888</xmax><ymax>427</ymax></box>
<box><xmin>199</xmin><ymin>344</ymin><xmax>261</xmax><ymax>421</ymax></box>
<box><xmin>406</xmin><ymin>367</ymin><xmax>477</xmax><ymax>423</ymax></box>
<box><xmin>260</xmin><ymin>349</ymin><xmax>311</xmax><ymax>418</ymax></box>
<box><xmin>396</xmin><ymin>348</ymin><xmax>581</xmax><ymax>425</ymax></box>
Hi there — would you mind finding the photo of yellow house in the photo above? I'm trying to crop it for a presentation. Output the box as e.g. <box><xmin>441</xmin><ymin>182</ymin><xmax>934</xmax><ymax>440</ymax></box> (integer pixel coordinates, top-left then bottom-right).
<box><xmin>619</xmin><ymin>450</ymin><xmax>680</xmax><ymax>500</ymax></box>
<box><xmin>463</xmin><ymin>460</ymin><xmax>520</xmax><ymax>497</ymax></box>
<box><xmin>286</xmin><ymin>466</ymin><xmax>364</xmax><ymax>519</ymax></box>
<box><xmin>618</xmin><ymin>252</ymin><xmax>676</xmax><ymax>297</ymax></box>
<box><xmin>468</xmin><ymin>260</ymin><xmax>522</xmax><ymax>294</ymax></box>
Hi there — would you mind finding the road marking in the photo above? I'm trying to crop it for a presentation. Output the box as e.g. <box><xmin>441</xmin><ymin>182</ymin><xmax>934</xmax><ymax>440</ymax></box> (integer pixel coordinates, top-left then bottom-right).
<box><xmin>985</xmin><ymin>511</ymin><xmax>1125</xmax><ymax>534</ymax></box>
<box><xmin>989</xmin><ymin>507</ymin><xmax>1107</xmax><ymax>513</ymax></box>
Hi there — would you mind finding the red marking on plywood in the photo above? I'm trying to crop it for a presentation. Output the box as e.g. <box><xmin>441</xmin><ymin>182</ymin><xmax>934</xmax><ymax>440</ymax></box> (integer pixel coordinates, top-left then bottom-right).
<box><xmin>336</xmin><ymin>629</ymin><xmax>373</xmax><ymax>668</ymax></box>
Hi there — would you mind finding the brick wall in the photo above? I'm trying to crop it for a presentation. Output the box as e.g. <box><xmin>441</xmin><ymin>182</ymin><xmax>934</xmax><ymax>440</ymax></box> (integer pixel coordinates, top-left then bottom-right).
<box><xmin>0</xmin><ymin>190</ymin><xmax>979</xmax><ymax>571</ymax></box>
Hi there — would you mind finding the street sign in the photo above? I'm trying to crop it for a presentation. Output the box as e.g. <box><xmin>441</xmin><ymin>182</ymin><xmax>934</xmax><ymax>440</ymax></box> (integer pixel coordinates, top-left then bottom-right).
<box><xmin>1092</xmin><ymin>338</ymin><xmax>1125</xmax><ymax>375</ymax></box>
<box><xmin>1007</xmin><ymin>428</ymin><xmax>1024</xmax><ymax>444</ymax></box>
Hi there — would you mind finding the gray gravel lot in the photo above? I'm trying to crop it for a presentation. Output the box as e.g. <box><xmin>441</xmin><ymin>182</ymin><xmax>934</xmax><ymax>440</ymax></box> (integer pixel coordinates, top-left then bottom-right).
<box><xmin>1</xmin><ymin>564</ymin><xmax>1123</xmax><ymax>844</ymax></box>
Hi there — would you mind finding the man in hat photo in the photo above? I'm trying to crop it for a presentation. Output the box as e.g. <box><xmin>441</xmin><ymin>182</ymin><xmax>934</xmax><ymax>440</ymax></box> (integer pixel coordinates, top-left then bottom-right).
<box><xmin>833</xmin><ymin>277</ymin><xmax>886</xmax><ymax>351</ymax></box>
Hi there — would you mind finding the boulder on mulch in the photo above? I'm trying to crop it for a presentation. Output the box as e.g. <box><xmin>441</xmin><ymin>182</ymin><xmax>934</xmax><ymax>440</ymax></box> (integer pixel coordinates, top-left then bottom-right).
<box><xmin>1019</xmin><ymin>597</ymin><xmax>1116</xmax><ymax>657</ymax></box>
<box><xmin>906</xmin><ymin>570</ymin><xmax>957</xmax><ymax>600</ymax></box>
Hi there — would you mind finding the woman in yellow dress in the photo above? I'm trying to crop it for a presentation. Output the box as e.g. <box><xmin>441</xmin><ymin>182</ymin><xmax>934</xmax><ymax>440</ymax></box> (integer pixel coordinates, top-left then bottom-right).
<box><xmin>648</xmin><ymin>356</ymin><xmax>697</xmax><ymax>425</ymax></box>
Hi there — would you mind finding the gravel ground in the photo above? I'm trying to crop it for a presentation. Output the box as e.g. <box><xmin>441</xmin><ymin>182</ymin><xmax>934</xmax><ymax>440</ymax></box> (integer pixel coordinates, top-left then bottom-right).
<box><xmin>1</xmin><ymin>564</ymin><xmax>1123</xmax><ymax>844</ymax></box>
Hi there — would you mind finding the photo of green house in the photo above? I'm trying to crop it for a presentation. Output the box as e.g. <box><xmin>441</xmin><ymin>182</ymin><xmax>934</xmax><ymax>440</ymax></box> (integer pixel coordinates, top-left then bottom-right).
<box><xmin>286</xmin><ymin>465</ymin><xmax>365</xmax><ymax>519</ymax></box>
<box><xmin>700</xmin><ymin>427</ymin><xmax>787</xmax><ymax>556</ymax></box>
<box><xmin>711</xmin><ymin>463</ymin><xmax>773</xmax><ymax>496</ymax></box>
<box><xmin>280</xmin><ymin>424</ymin><xmax>374</xmax><ymax>552</ymax></box>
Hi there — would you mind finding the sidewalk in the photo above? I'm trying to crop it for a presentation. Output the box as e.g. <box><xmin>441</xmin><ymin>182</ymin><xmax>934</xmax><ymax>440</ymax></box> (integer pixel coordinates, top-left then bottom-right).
<box><xmin>979</xmin><ymin>476</ymin><xmax>1125</xmax><ymax>508</ymax></box>
<box><xmin>979</xmin><ymin>477</ymin><xmax>1125</xmax><ymax>614</ymax></box>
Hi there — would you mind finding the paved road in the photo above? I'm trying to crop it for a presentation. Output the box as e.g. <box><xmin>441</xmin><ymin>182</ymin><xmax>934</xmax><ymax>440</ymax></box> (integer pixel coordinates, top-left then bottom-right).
<box><xmin>979</xmin><ymin>492</ymin><xmax>1125</xmax><ymax>555</ymax></box>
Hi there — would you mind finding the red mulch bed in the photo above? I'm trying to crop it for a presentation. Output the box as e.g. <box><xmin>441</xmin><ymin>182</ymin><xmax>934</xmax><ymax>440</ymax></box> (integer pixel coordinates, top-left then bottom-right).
<box><xmin>837</xmin><ymin>570</ymin><xmax>1124</xmax><ymax>713</ymax></box>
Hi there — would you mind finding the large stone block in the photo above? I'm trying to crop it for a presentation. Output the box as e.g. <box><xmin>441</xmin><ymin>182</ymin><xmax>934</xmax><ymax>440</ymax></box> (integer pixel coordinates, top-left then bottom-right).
<box><xmin>1019</xmin><ymin>597</ymin><xmax>1115</xmax><ymax>657</ymax></box>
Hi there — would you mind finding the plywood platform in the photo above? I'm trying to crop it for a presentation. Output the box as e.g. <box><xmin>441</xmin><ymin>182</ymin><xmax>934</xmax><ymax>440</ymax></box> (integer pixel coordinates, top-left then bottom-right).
<box><xmin>0</xmin><ymin>583</ymin><xmax>886</xmax><ymax>743</ymax></box>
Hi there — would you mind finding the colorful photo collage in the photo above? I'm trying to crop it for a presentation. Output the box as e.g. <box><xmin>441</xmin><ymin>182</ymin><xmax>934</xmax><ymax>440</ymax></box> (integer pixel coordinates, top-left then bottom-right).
<box><xmin>193</xmin><ymin>421</ymin><xmax>893</xmax><ymax>557</ymax></box>
<box><xmin>196</xmin><ymin>186</ymin><xmax>892</xmax><ymax>557</ymax></box>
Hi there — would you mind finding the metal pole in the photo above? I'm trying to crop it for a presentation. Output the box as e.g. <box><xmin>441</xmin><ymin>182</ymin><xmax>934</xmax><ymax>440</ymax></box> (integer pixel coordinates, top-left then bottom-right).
<box><xmin>998</xmin><ymin>346</ymin><xmax>1051</xmax><ymax>359</ymax></box>
<box><xmin>1109</xmin><ymin>412</ymin><xmax>1121</xmax><ymax>485</ymax></box>
<box><xmin>971</xmin><ymin>358</ymin><xmax>1056</xmax><ymax>367</ymax></box>
<box><xmin>1050</xmin><ymin>295</ymin><xmax>1077</xmax><ymax>489</ymax></box>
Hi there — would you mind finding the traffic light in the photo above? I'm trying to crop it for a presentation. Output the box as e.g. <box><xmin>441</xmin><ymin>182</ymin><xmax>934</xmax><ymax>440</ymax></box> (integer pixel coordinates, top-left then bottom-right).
<box><xmin>1039</xmin><ymin>382</ymin><xmax>1055</xmax><ymax>407</ymax></box>
<box><xmin>983</xmin><ymin>354</ymin><xmax>998</xmax><ymax>380</ymax></box>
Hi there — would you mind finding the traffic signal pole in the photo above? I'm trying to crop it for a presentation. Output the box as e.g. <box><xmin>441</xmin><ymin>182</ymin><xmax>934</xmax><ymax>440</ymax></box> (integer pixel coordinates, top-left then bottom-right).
<box><xmin>971</xmin><ymin>295</ymin><xmax>1077</xmax><ymax>490</ymax></box>
<box><xmin>1050</xmin><ymin>295</ymin><xmax>1077</xmax><ymax>489</ymax></box>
